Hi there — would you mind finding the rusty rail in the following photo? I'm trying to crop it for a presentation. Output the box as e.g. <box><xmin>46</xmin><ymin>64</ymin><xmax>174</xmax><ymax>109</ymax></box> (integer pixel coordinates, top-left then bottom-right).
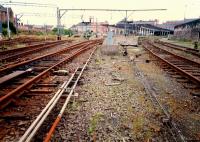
<box><xmin>0</xmin><ymin>40</ymin><xmax>95</xmax><ymax>76</ymax></box>
<box><xmin>0</xmin><ymin>37</ymin><xmax>49</xmax><ymax>47</ymax></box>
<box><xmin>0</xmin><ymin>40</ymin><xmax>67</xmax><ymax>61</ymax></box>
<box><xmin>156</xmin><ymin>41</ymin><xmax>200</xmax><ymax>57</ymax></box>
<box><xmin>19</xmin><ymin>43</ymin><xmax>99</xmax><ymax>142</ymax></box>
<box><xmin>143</xmin><ymin>41</ymin><xmax>200</xmax><ymax>86</ymax></box>
<box><xmin>0</xmin><ymin>39</ymin><xmax>102</xmax><ymax>110</ymax></box>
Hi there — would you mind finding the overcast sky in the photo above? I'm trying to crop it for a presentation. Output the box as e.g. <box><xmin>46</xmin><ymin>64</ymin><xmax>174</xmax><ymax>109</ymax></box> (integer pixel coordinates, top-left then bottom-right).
<box><xmin>1</xmin><ymin>0</ymin><xmax>200</xmax><ymax>28</ymax></box>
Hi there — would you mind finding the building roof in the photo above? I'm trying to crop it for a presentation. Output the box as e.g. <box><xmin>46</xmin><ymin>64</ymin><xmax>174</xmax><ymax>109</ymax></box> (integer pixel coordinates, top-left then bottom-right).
<box><xmin>117</xmin><ymin>19</ymin><xmax>158</xmax><ymax>25</ymax></box>
<box><xmin>139</xmin><ymin>24</ymin><xmax>172</xmax><ymax>32</ymax></box>
<box><xmin>115</xmin><ymin>21</ymin><xmax>171</xmax><ymax>32</ymax></box>
<box><xmin>174</xmin><ymin>18</ymin><xmax>200</xmax><ymax>28</ymax></box>
<box><xmin>0</xmin><ymin>5</ymin><xmax>7</xmax><ymax>12</ymax></box>
<box><xmin>76</xmin><ymin>22</ymin><xmax>91</xmax><ymax>26</ymax></box>
<box><xmin>0</xmin><ymin>5</ymin><xmax>13</xmax><ymax>14</ymax></box>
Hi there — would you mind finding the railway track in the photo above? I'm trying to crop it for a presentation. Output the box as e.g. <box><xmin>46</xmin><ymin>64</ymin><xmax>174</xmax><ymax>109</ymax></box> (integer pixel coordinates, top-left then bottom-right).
<box><xmin>0</xmin><ymin>40</ymin><xmax>89</xmax><ymax>76</ymax></box>
<box><xmin>0</xmin><ymin>40</ymin><xmax>102</xmax><ymax>141</ymax></box>
<box><xmin>143</xmin><ymin>41</ymin><xmax>200</xmax><ymax>96</ymax></box>
<box><xmin>19</xmin><ymin>46</ymin><xmax>97</xmax><ymax>142</ymax></box>
<box><xmin>0</xmin><ymin>40</ymin><xmax>73</xmax><ymax>71</ymax></box>
<box><xmin>134</xmin><ymin>63</ymin><xmax>186</xmax><ymax>142</ymax></box>
<box><xmin>0</xmin><ymin>40</ymin><xmax>70</xmax><ymax>61</ymax></box>
<box><xmin>0</xmin><ymin>37</ymin><xmax>48</xmax><ymax>47</ymax></box>
<box><xmin>0</xmin><ymin>39</ymin><xmax>102</xmax><ymax>110</ymax></box>
<box><xmin>155</xmin><ymin>41</ymin><xmax>200</xmax><ymax>58</ymax></box>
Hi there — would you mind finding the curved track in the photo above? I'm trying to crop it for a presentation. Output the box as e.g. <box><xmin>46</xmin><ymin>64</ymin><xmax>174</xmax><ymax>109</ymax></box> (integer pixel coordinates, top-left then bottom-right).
<box><xmin>143</xmin><ymin>41</ymin><xmax>200</xmax><ymax>96</ymax></box>
<box><xmin>156</xmin><ymin>41</ymin><xmax>200</xmax><ymax>57</ymax></box>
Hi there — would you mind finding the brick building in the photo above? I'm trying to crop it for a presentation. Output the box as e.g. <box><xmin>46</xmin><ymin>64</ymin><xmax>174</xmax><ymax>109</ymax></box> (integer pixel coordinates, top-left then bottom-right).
<box><xmin>0</xmin><ymin>5</ymin><xmax>14</xmax><ymax>23</ymax></box>
<box><xmin>70</xmin><ymin>21</ymin><xmax>109</xmax><ymax>36</ymax></box>
<box><xmin>0</xmin><ymin>5</ymin><xmax>14</xmax><ymax>35</ymax></box>
<box><xmin>174</xmin><ymin>18</ymin><xmax>200</xmax><ymax>41</ymax></box>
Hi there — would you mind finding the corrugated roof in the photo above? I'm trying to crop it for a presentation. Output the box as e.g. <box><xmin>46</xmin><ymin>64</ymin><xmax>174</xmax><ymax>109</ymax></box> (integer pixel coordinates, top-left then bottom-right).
<box><xmin>139</xmin><ymin>24</ymin><xmax>172</xmax><ymax>32</ymax></box>
<box><xmin>174</xmin><ymin>18</ymin><xmax>200</xmax><ymax>28</ymax></box>
<box><xmin>116</xmin><ymin>22</ymin><xmax>171</xmax><ymax>32</ymax></box>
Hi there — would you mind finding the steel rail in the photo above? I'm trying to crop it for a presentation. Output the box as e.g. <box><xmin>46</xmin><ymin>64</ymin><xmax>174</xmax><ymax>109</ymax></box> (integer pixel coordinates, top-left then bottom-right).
<box><xmin>18</xmin><ymin>42</ymin><xmax>99</xmax><ymax>142</ymax></box>
<box><xmin>155</xmin><ymin>41</ymin><xmax>200</xmax><ymax>58</ymax></box>
<box><xmin>44</xmin><ymin>45</ymin><xmax>98</xmax><ymax>142</ymax></box>
<box><xmin>0</xmin><ymin>40</ymin><xmax>94</xmax><ymax>75</ymax></box>
<box><xmin>143</xmin><ymin>42</ymin><xmax>200</xmax><ymax>85</ymax></box>
<box><xmin>0</xmin><ymin>40</ymin><xmax>102</xmax><ymax>109</ymax></box>
<box><xmin>0</xmin><ymin>40</ymin><xmax>67</xmax><ymax>62</ymax></box>
<box><xmin>134</xmin><ymin>63</ymin><xmax>186</xmax><ymax>142</ymax></box>
<box><xmin>0</xmin><ymin>40</ymin><xmax>66</xmax><ymax>56</ymax></box>
<box><xmin>159</xmin><ymin>41</ymin><xmax>199</xmax><ymax>52</ymax></box>
<box><xmin>0</xmin><ymin>37</ymin><xmax>46</xmax><ymax>46</ymax></box>
<box><xmin>147</xmin><ymin>41</ymin><xmax>200</xmax><ymax>67</ymax></box>
<box><xmin>19</xmin><ymin>70</ymin><xmax>77</xmax><ymax>142</ymax></box>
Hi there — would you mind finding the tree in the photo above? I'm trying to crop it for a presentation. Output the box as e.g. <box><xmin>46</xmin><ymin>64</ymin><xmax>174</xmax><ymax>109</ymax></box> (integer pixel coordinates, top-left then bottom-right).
<box><xmin>2</xmin><ymin>21</ymin><xmax>16</xmax><ymax>36</ymax></box>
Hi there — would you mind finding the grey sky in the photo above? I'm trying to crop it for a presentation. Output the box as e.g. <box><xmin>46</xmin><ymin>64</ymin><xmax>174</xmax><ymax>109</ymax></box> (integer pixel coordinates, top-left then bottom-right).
<box><xmin>1</xmin><ymin>0</ymin><xmax>200</xmax><ymax>27</ymax></box>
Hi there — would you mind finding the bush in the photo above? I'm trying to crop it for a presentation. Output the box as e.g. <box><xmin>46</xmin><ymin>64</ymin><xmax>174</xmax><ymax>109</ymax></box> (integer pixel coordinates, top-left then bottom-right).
<box><xmin>2</xmin><ymin>21</ymin><xmax>16</xmax><ymax>36</ymax></box>
<box><xmin>35</xmin><ymin>31</ymin><xmax>44</xmax><ymax>36</ymax></box>
<box><xmin>178</xmin><ymin>38</ymin><xmax>191</xmax><ymax>42</ymax></box>
<box><xmin>2</xmin><ymin>28</ymin><xmax>7</xmax><ymax>36</ymax></box>
<box><xmin>52</xmin><ymin>28</ymin><xmax>73</xmax><ymax>36</ymax></box>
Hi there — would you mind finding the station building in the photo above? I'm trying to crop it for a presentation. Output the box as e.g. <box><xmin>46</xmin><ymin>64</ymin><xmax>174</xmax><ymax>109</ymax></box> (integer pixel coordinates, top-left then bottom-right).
<box><xmin>0</xmin><ymin>5</ymin><xmax>14</xmax><ymax>23</ymax></box>
<box><xmin>174</xmin><ymin>18</ymin><xmax>200</xmax><ymax>41</ymax></box>
<box><xmin>115</xmin><ymin>20</ymin><xmax>172</xmax><ymax>36</ymax></box>
<box><xmin>70</xmin><ymin>19</ymin><xmax>172</xmax><ymax>37</ymax></box>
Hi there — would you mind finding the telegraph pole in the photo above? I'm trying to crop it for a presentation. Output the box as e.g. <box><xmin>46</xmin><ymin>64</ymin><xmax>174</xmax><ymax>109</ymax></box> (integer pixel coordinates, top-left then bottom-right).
<box><xmin>7</xmin><ymin>7</ymin><xmax>11</xmax><ymax>39</ymax></box>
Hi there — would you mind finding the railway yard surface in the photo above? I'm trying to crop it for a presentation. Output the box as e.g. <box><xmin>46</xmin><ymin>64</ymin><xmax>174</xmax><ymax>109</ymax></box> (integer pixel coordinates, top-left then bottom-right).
<box><xmin>0</xmin><ymin>36</ymin><xmax>199</xmax><ymax>142</ymax></box>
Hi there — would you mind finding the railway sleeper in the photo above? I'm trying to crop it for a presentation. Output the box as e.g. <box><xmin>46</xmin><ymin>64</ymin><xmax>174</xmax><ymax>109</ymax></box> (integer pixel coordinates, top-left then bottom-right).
<box><xmin>182</xmin><ymin>83</ymin><xmax>199</xmax><ymax>89</ymax></box>
<box><xmin>171</xmin><ymin>75</ymin><xmax>186</xmax><ymax>79</ymax></box>
<box><xmin>36</xmin><ymin>83</ymin><xmax>58</xmax><ymax>87</ymax></box>
<box><xmin>190</xmin><ymin>91</ymin><xmax>200</xmax><ymax>97</ymax></box>
<box><xmin>0</xmin><ymin>69</ymin><xmax>32</xmax><ymax>86</ymax></box>
<box><xmin>191</xmin><ymin>73</ymin><xmax>200</xmax><ymax>76</ymax></box>
<box><xmin>180</xmin><ymin>69</ymin><xmax>200</xmax><ymax>72</ymax></box>
<box><xmin>29</xmin><ymin>89</ymin><xmax>53</xmax><ymax>94</ymax></box>
<box><xmin>61</xmin><ymin>92</ymin><xmax>79</xmax><ymax>99</ymax></box>
<box><xmin>176</xmin><ymin>78</ymin><xmax>189</xmax><ymax>83</ymax></box>
<box><xmin>0</xmin><ymin>112</ymin><xmax>30</xmax><ymax>120</ymax></box>
<box><xmin>166</xmin><ymin>71</ymin><xmax>176</xmax><ymax>75</ymax></box>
